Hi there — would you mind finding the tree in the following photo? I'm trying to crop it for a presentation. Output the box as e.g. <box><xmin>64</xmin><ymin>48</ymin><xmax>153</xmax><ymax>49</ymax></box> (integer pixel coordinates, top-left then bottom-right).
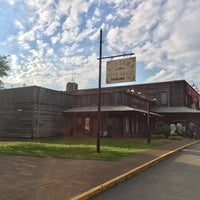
<box><xmin>0</xmin><ymin>80</ymin><xmax>4</xmax><ymax>89</ymax></box>
<box><xmin>0</xmin><ymin>55</ymin><xmax>10</xmax><ymax>77</ymax></box>
<box><xmin>0</xmin><ymin>55</ymin><xmax>10</xmax><ymax>89</ymax></box>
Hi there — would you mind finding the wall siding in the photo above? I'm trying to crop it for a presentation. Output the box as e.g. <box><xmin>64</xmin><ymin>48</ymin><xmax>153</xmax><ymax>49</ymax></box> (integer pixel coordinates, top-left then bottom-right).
<box><xmin>0</xmin><ymin>103</ymin><xmax>34</xmax><ymax>138</ymax></box>
<box><xmin>0</xmin><ymin>86</ymin><xmax>74</xmax><ymax>138</ymax></box>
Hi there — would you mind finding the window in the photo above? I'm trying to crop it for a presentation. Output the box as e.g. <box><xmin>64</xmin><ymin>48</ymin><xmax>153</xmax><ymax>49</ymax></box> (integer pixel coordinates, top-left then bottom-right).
<box><xmin>135</xmin><ymin>119</ymin><xmax>139</xmax><ymax>133</ymax></box>
<box><xmin>160</xmin><ymin>92</ymin><xmax>167</xmax><ymax>105</ymax></box>
<box><xmin>131</xmin><ymin>118</ymin><xmax>135</xmax><ymax>134</ymax></box>
<box><xmin>85</xmin><ymin>118</ymin><xmax>90</xmax><ymax>131</ymax></box>
<box><xmin>77</xmin><ymin>118</ymin><xmax>82</xmax><ymax>125</ymax></box>
<box><xmin>125</xmin><ymin>117</ymin><xmax>129</xmax><ymax>133</ymax></box>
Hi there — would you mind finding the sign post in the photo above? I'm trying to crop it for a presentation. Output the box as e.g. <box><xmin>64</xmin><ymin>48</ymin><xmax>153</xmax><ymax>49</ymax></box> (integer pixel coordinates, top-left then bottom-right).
<box><xmin>97</xmin><ymin>29</ymin><xmax>102</xmax><ymax>153</ymax></box>
<box><xmin>97</xmin><ymin>29</ymin><xmax>135</xmax><ymax>153</ymax></box>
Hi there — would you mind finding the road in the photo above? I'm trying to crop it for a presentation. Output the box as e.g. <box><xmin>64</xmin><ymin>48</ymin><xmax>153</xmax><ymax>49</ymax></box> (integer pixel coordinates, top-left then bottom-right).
<box><xmin>91</xmin><ymin>142</ymin><xmax>200</xmax><ymax>200</ymax></box>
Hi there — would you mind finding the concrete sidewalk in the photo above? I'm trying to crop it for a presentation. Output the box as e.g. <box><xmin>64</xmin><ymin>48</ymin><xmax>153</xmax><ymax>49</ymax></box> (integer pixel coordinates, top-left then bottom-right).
<box><xmin>0</xmin><ymin>138</ymin><xmax>198</xmax><ymax>200</ymax></box>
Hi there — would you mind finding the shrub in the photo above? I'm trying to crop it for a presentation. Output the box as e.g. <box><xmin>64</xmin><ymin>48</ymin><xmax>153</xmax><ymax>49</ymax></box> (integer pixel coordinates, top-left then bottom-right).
<box><xmin>153</xmin><ymin>127</ymin><xmax>170</xmax><ymax>138</ymax></box>
<box><xmin>168</xmin><ymin>136</ymin><xmax>183</xmax><ymax>140</ymax></box>
<box><xmin>151</xmin><ymin>134</ymin><xmax>166</xmax><ymax>139</ymax></box>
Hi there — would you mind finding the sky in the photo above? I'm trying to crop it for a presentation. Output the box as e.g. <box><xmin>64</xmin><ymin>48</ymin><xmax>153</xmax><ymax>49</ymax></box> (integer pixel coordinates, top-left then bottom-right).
<box><xmin>0</xmin><ymin>0</ymin><xmax>200</xmax><ymax>91</ymax></box>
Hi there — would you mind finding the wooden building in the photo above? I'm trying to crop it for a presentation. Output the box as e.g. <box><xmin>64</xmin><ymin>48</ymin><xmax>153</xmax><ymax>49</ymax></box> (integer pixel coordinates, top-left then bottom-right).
<box><xmin>113</xmin><ymin>80</ymin><xmax>200</xmax><ymax>129</ymax></box>
<box><xmin>0</xmin><ymin>86</ymin><xmax>73</xmax><ymax>138</ymax></box>
<box><xmin>0</xmin><ymin>80</ymin><xmax>199</xmax><ymax>138</ymax></box>
<box><xmin>63</xmin><ymin>91</ymin><xmax>163</xmax><ymax>137</ymax></box>
<box><xmin>64</xmin><ymin>80</ymin><xmax>200</xmax><ymax>136</ymax></box>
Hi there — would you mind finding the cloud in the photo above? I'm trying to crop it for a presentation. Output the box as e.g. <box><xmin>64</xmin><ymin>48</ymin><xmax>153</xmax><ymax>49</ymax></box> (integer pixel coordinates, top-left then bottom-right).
<box><xmin>106</xmin><ymin>0</ymin><xmax>200</xmax><ymax>84</ymax></box>
<box><xmin>44</xmin><ymin>21</ymin><xmax>61</xmax><ymax>36</ymax></box>
<box><xmin>6</xmin><ymin>0</ymin><xmax>17</xmax><ymax>5</ymax></box>
<box><xmin>14</xmin><ymin>20</ymin><xmax>25</xmax><ymax>30</ymax></box>
<box><xmin>1</xmin><ymin>0</ymin><xmax>200</xmax><ymax>91</ymax></box>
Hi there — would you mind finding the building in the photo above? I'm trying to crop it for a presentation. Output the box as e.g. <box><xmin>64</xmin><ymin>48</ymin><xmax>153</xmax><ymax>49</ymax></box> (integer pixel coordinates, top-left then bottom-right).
<box><xmin>0</xmin><ymin>86</ymin><xmax>73</xmax><ymax>138</ymax></box>
<box><xmin>63</xmin><ymin>90</ymin><xmax>163</xmax><ymax>137</ymax></box>
<box><xmin>0</xmin><ymin>80</ymin><xmax>200</xmax><ymax>138</ymax></box>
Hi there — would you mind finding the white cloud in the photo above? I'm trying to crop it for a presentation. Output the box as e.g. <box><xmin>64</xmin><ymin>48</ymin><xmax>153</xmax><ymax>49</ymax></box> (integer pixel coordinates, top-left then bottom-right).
<box><xmin>17</xmin><ymin>30</ymin><xmax>36</xmax><ymax>43</ymax></box>
<box><xmin>60</xmin><ymin>55</ymin><xmax>84</xmax><ymax>67</ymax></box>
<box><xmin>106</xmin><ymin>14</ymin><xmax>113</xmax><ymax>21</ymax></box>
<box><xmin>94</xmin><ymin>7</ymin><xmax>101</xmax><ymax>18</ymax></box>
<box><xmin>88</xmin><ymin>30</ymin><xmax>99</xmax><ymax>41</ymax></box>
<box><xmin>60</xmin><ymin>28</ymin><xmax>79</xmax><ymax>44</ymax></box>
<box><xmin>46</xmin><ymin>48</ymin><xmax>54</xmax><ymax>57</ymax></box>
<box><xmin>106</xmin><ymin>0</ymin><xmax>200</xmax><ymax>85</ymax></box>
<box><xmin>144</xmin><ymin>69</ymin><xmax>177</xmax><ymax>83</ymax></box>
<box><xmin>44</xmin><ymin>21</ymin><xmax>61</xmax><ymax>36</ymax></box>
<box><xmin>51</xmin><ymin>33</ymin><xmax>61</xmax><ymax>44</ymax></box>
<box><xmin>6</xmin><ymin>0</ymin><xmax>17</xmax><ymax>5</ymax></box>
<box><xmin>1</xmin><ymin>0</ymin><xmax>200</xmax><ymax>90</ymax></box>
<box><xmin>14</xmin><ymin>20</ymin><xmax>25</xmax><ymax>30</ymax></box>
<box><xmin>166</xmin><ymin>4</ymin><xmax>200</xmax><ymax>60</ymax></box>
<box><xmin>9</xmin><ymin>54</ymin><xmax>20</xmax><ymax>70</ymax></box>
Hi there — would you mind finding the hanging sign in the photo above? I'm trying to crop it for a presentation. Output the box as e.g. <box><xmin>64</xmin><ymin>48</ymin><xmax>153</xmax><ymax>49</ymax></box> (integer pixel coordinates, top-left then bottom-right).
<box><xmin>106</xmin><ymin>57</ymin><xmax>136</xmax><ymax>84</ymax></box>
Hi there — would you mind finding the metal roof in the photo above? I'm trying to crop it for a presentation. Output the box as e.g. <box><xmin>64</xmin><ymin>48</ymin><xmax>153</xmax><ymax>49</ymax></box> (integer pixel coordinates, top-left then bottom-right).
<box><xmin>152</xmin><ymin>106</ymin><xmax>200</xmax><ymax>114</ymax></box>
<box><xmin>63</xmin><ymin>105</ymin><xmax>163</xmax><ymax>116</ymax></box>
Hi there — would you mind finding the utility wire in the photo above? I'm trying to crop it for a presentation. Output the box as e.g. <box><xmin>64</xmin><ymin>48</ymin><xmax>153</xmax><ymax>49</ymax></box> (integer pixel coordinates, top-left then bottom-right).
<box><xmin>103</xmin><ymin>40</ymin><xmax>127</xmax><ymax>55</ymax></box>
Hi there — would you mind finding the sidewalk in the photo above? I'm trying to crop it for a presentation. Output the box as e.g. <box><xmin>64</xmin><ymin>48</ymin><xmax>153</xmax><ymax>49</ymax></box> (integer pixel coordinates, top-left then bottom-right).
<box><xmin>0</xmin><ymin>138</ymin><xmax>198</xmax><ymax>200</ymax></box>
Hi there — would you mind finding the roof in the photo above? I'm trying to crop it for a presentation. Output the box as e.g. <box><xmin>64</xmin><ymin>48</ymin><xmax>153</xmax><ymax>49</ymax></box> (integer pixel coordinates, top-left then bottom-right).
<box><xmin>152</xmin><ymin>106</ymin><xmax>200</xmax><ymax>114</ymax></box>
<box><xmin>63</xmin><ymin>105</ymin><xmax>163</xmax><ymax>117</ymax></box>
<box><xmin>70</xmin><ymin>80</ymin><xmax>187</xmax><ymax>95</ymax></box>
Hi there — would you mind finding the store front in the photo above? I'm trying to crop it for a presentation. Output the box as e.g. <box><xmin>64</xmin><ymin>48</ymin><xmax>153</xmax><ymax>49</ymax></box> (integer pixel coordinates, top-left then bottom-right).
<box><xmin>63</xmin><ymin>105</ymin><xmax>163</xmax><ymax>138</ymax></box>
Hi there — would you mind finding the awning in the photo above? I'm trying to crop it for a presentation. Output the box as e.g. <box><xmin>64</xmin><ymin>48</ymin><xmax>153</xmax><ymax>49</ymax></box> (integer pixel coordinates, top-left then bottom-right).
<box><xmin>63</xmin><ymin>105</ymin><xmax>163</xmax><ymax>117</ymax></box>
<box><xmin>152</xmin><ymin>106</ymin><xmax>200</xmax><ymax>114</ymax></box>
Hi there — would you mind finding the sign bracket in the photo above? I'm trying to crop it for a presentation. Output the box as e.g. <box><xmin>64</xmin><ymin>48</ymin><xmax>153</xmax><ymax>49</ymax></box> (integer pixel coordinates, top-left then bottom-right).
<box><xmin>98</xmin><ymin>52</ymin><xmax>135</xmax><ymax>60</ymax></box>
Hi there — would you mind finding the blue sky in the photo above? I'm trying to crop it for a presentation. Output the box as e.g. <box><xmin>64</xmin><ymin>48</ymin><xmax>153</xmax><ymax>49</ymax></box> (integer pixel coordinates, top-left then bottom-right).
<box><xmin>0</xmin><ymin>0</ymin><xmax>200</xmax><ymax>91</ymax></box>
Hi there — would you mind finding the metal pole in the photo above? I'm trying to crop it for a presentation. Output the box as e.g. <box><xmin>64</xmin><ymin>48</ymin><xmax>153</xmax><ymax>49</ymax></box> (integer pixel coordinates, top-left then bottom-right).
<box><xmin>147</xmin><ymin>101</ymin><xmax>151</xmax><ymax>143</ymax></box>
<box><xmin>97</xmin><ymin>29</ymin><xmax>102</xmax><ymax>153</ymax></box>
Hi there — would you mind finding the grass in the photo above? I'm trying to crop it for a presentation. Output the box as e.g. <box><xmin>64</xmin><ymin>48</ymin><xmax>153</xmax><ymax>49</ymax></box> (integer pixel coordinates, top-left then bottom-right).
<box><xmin>0</xmin><ymin>137</ymin><xmax>167</xmax><ymax>161</ymax></box>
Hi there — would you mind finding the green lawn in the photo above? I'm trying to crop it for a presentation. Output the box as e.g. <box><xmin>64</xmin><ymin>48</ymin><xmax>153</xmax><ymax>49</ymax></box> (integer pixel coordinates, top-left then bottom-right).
<box><xmin>0</xmin><ymin>138</ymin><xmax>167</xmax><ymax>161</ymax></box>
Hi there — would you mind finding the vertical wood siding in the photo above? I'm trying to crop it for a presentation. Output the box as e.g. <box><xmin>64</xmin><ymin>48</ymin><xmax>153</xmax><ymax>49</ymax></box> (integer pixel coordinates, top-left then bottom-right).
<box><xmin>0</xmin><ymin>86</ymin><xmax>74</xmax><ymax>138</ymax></box>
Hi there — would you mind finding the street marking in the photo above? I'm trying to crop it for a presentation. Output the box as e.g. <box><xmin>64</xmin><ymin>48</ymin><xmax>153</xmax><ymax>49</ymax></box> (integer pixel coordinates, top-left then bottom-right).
<box><xmin>71</xmin><ymin>141</ymin><xmax>199</xmax><ymax>200</ymax></box>
<box><xmin>182</xmin><ymin>149</ymin><xmax>200</xmax><ymax>154</ymax></box>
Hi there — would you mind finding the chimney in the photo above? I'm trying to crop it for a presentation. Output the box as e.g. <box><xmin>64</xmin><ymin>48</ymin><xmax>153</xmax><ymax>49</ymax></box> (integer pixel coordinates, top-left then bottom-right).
<box><xmin>66</xmin><ymin>82</ymin><xmax>78</xmax><ymax>92</ymax></box>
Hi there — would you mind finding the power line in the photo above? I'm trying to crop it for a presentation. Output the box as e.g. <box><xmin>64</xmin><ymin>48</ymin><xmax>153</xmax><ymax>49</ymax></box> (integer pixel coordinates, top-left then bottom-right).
<box><xmin>103</xmin><ymin>40</ymin><xmax>127</xmax><ymax>55</ymax></box>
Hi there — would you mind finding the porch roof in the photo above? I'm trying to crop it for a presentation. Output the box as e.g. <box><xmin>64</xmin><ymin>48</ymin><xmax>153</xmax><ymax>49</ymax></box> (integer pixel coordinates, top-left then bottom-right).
<box><xmin>152</xmin><ymin>106</ymin><xmax>200</xmax><ymax>114</ymax></box>
<box><xmin>63</xmin><ymin>105</ymin><xmax>163</xmax><ymax>117</ymax></box>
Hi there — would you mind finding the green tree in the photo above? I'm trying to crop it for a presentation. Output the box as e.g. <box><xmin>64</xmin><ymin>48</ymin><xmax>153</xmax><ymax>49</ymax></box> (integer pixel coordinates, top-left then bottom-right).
<box><xmin>0</xmin><ymin>80</ymin><xmax>4</xmax><ymax>89</ymax></box>
<box><xmin>0</xmin><ymin>55</ymin><xmax>10</xmax><ymax>89</ymax></box>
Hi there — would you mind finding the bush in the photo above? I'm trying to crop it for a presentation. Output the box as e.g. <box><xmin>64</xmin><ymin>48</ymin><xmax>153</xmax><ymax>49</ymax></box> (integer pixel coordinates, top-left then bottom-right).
<box><xmin>153</xmin><ymin>127</ymin><xmax>170</xmax><ymax>138</ymax></box>
<box><xmin>168</xmin><ymin>136</ymin><xmax>183</xmax><ymax>140</ymax></box>
<box><xmin>151</xmin><ymin>134</ymin><xmax>166</xmax><ymax>139</ymax></box>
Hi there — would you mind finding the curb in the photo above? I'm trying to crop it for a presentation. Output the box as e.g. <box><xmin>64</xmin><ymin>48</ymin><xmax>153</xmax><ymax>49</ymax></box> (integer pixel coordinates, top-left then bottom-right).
<box><xmin>70</xmin><ymin>140</ymin><xmax>199</xmax><ymax>200</ymax></box>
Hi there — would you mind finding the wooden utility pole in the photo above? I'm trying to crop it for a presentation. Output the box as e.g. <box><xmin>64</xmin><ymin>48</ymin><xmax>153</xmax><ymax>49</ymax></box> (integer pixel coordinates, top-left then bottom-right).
<box><xmin>97</xmin><ymin>29</ymin><xmax>135</xmax><ymax>153</ymax></box>
<box><xmin>97</xmin><ymin>29</ymin><xmax>102</xmax><ymax>153</ymax></box>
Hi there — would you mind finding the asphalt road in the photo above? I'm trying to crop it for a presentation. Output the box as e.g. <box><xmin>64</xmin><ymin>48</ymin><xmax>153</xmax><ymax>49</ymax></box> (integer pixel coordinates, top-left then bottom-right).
<box><xmin>91</xmin><ymin>142</ymin><xmax>200</xmax><ymax>200</ymax></box>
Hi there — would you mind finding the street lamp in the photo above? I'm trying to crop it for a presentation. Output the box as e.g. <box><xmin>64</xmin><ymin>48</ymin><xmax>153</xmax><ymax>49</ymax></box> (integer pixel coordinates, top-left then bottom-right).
<box><xmin>147</xmin><ymin>101</ymin><xmax>151</xmax><ymax>143</ymax></box>
<box><xmin>147</xmin><ymin>98</ymin><xmax>157</xmax><ymax>143</ymax></box>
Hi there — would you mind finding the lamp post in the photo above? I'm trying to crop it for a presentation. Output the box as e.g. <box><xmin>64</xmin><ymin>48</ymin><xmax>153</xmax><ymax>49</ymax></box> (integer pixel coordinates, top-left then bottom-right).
<box><xmin>147</xmin><ymin>101</ymin><xmax>151</xmax><ymax>143</ymax></box>
<box><xmin>147</xmin><ymin>98</ymin><xmax>156</xmax><ymax>143</ymax></box>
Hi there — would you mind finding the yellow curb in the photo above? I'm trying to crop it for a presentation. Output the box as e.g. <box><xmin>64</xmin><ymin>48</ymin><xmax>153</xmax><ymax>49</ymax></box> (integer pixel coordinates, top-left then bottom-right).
<box><xmin>70</xmin><ymin>140</ymin><xmax>199</xmax><ymax>200</ymax></box>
